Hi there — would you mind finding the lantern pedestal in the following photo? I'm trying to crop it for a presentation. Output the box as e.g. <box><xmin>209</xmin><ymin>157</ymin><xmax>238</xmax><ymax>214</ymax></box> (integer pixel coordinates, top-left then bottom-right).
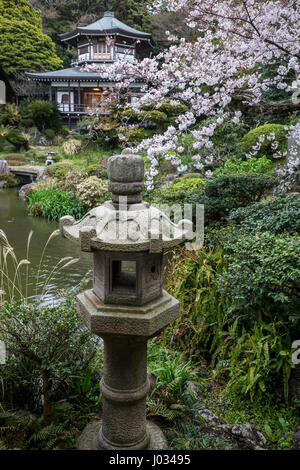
<box><xmin>76</xmin><ymin>289</ymin><xmax>179</xmax><ymax>450</ymax></box>
<box><xmin>77</xmin><ymin>419</ymin><xmax>168</xmax><ymax>450</ymax></box>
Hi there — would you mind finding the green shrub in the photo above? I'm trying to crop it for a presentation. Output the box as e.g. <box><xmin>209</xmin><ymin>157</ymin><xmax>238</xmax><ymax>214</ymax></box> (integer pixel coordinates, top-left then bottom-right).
<box><xmin>87</xmin><ymin>164</ymin><xmax>99</xmax><ymax>176</ymax></box>
<box><xmin>0</xmin><ymin>298</ymin><xmax>101</xmax><ymax>421</ymax></box>
<box><xmin>188</xmin><ymin>175</ymin><xmax>277</xmax><ymax>226</ymax></box>
<box><xmin>122</xmin><ymin>108</ymin><xmax>168</xmax><ymax>123</ymax></box>
<box><xmin>44</xmin><ymin>128</ymin><xmax>56</xmax><ymax>142</ymax></box>
<box><xmin>240</xmin><ymin>124</ymin><xmax>287</xmax><ymax>159</ymax></box>
<box><xmin>6</xmin><ymin>129</ymin><xmax>29</xmax><ymax>151</ymax></box>
<box><xmin>76</xmin><ymin>176</ymin><xmax>111</xmax><ymax>210</ymax></box>
<box><xmin>210</xmin><ymin>118</ymin><xmax>246</xmax><ymax>158</ymax></box>
<box><xmin>86</xmin><ymin>163</ymin><xmax>108</xmax><ymax>179</ymax></box>
<box><xmin>219</xmin><ymin>318</ymin><xmax>294</xmax><ymax>402</ymax></box>
<box><xmin>21</xmin><ymin>118</ymin><xmax>35</xmax><ymax>128</ymax></box>
<box><xmin>0</xmin><ymin>104</ymin><xmax>21</xmax><ymax>126</ymax></box>
<box><xmin>218</xmin><ymin>231</ymin><xmax>300</xmax><ymax>319</ymax></box>
<box><xmin>24</xmin><ymin>149</ymin><xmax>38</xmax><ymax>161</ymax></box>
<box><xmin>214</xmin><ymin>155</ymin><xmax>275</xmax><ymax>176</ymax></box>
<box><xmin>127</xmin><ymin>128</ymin><xmax>154</xmax><ymax>143</ymax></box>
<box><xmin>229</xmin><ymin>195</ymin><xmax>300</xmax><ymax>235</ymax></box>
<box><xmin>165</xmin><ymin>234</ymin><xmax>300</xmax><ymax>402</ymax></box>
<box><xmin>0</xmin><ymin>174</ymin><xmax>18</xmax><ymax>187</ymax></box>
<box><xmin>140</xmin><ymin>102</ymin><xmax>188</xmax><ymax>119</ymax></box>
<box><xmin>151</xmin><ymin>177</ymin><xmax>205</xmax><ymax>205</ymax></box>
<box><xmin>158</xmin><ymin>102</ymin><xmax>188</xmax><ymax>117</ymax></box>
<box><xmin>20</xmin><ymin>100</ymin><xmax>61</xmax><ymax>132</ymax></box>
<box><xmin>45</xmin><ymin>162</ymin><xmax>76</xmax><ymax>180</ymax></box>
<box><xmin>59</xmin><ymin>127</ymin><xmax>70</xmax><ymax>137</ymax></box>
<box><xmin>204</xmin><ymin>174</ymin><xmax>277</xmax><ymax>205</ymax></box>
<box><xmin>180</xmin><ymin>172</ymin><xmax>203</xmax><ymax>179</ymax></box>
<box><xmin>165</xmin><ymin>247</ymin><xmax>228</xmax><ymax>359</ymax></box>
<box><xmin>172</xmin><ymin>177</ymin><xmax>206</xmax><ymax>191</ymax></box>
<box><xmin>27</xmin><ymin>187</ymin><xmax>85</xmax><ymax>221</ymax></box>
<box><xmin>217</xmin><ymin>230</ymin><xmax>300</xmax><ymax>400</ymax></box>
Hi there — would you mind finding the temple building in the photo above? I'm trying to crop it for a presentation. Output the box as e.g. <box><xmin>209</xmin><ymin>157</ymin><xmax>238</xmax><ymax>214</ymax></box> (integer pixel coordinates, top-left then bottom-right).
<box><xmin>26</xmin><ymin>10</ymin><xmax>153</xmax><ymax>127</ymax></box>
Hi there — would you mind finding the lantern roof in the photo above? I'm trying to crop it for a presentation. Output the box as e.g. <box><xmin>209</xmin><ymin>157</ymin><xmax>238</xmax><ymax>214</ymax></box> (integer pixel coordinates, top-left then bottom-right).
<box><xmin>60</xmin><ymin>151</ymin><xmax>193</xmax><ymax>253</ymax></box>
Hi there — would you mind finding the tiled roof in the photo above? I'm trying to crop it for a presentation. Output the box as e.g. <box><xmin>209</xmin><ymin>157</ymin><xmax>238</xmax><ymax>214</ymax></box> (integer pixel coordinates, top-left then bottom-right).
<box><xmin>60</xmin><ymin>11</ymin><xmax>152</xmax><ymax>41</ymax></box>
<box><xmin>26</xmin><ymin>67</ymin><xmax>144</xmax><ymax>83</ymax></box>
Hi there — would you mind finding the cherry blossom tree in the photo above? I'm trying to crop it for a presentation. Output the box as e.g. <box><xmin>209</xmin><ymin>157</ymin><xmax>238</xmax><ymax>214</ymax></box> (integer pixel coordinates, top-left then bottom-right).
<box><xmin>84</xmin><ymin>0</ymin><xmax>300</xmax><ymax>190</ymax></box>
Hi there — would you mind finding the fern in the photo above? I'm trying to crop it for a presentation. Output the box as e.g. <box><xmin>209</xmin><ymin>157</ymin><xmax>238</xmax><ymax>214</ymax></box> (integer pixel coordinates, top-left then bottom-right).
<box><xmin>146</xmin><ymin>399</ymin><xmax>184</xmax><ymax>422</ymax></box>
<box><xmin>0</xmin><ymin>440</ymin><xmax>6</xmax><ymax>450</ymax></box>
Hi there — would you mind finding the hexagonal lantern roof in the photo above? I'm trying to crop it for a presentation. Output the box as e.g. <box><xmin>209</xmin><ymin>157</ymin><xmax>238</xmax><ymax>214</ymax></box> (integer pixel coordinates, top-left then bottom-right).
<box><xmin>59</xmin><ymin>151</ymin><xmax>193</xmax><ymax>253</ymax></box>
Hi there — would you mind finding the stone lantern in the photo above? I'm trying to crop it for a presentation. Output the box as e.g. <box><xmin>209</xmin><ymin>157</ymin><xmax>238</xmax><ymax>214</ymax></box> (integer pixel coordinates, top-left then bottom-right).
<box><xmin>59</xmin><ymin>151</ymin><xmax>192</xmax><ymax>450</ymax></box>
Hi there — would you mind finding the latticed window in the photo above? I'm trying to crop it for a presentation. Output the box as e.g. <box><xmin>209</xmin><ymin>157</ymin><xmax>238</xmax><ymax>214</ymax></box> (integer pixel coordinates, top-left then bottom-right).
<box><xmin>96</xmin><ymin>41</ymin><xmax>111</xmax><ymax>54</ymax></box>
<box><xmin>79</xmin><ymin>45</ymin><xmax>89</xmax><ymax>55</ymax></box>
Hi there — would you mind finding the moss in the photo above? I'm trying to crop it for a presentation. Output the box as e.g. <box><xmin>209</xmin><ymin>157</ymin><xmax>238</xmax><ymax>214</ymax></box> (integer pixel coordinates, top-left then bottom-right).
<box><xmin>240</xmin><ymin>123</ymin><xmax>287</xmax><ymax>159</ymax></box>
<box><xmin>127</xmin><ymin>128</ymin><xmax>154</xmax><ymax>143</ymax></box>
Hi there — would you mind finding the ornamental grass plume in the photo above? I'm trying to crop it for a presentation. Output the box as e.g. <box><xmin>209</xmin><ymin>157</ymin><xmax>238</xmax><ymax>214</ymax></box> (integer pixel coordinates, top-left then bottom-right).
<box><xmin>0</xmin><ymin>229</ymin><xmax>79</xmax><ymax>305</ymax></box>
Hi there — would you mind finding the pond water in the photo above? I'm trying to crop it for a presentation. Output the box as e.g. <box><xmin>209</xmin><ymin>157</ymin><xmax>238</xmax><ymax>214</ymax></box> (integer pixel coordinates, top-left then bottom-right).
<box><xmin>0</xmin><ymin>188</ymin><xmax>92</xmax><ymax>304</ymax></box>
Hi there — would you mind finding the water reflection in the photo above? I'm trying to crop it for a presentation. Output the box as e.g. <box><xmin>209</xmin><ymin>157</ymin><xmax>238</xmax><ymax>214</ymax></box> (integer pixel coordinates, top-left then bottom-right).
<box><xmin>0</xmin><ymin>188</ymin><xmax>92</xmax><ymax>304</ymax></box>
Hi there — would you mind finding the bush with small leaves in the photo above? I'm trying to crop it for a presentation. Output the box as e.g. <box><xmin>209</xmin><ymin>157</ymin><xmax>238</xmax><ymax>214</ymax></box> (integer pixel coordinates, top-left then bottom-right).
<box><xmin>214</xmin><ymin>155</ymin><xmax>275</xmax><ymax>176</ymax></box>
<box><xmin>229</xmin><ymin>194</ymin><xmax>300</xmax><ymax>235</ymax></box>
<box><xmin>151</xmin><ymin>177</ymin><xmax>205</xmax><ymax>205</ymax></box>
<box><xmin>76</xmin><ymin>176</ymin><xmax>111</xmax><ymax>209</ymax></box>
<box><xmin>45</xmin><ymin>162</ymin><xmax>76</xmax><ymax>180</ymax></box>
<box><xmin>186</xmin><ymin>174</ymin><xmax>278</xmax><ymax>226</ymax></box>
<box><xmin>218</xmin><ymin>231</ymin><xmax>300</xmax><ymax>319</ymax></box>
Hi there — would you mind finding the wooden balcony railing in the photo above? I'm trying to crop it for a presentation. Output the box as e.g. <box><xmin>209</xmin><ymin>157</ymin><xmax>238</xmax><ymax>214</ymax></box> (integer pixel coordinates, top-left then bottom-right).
<box><xmin>58</xmin><ymin>103</ymin><xmax>109</xmax><ymax>114</ymax></box>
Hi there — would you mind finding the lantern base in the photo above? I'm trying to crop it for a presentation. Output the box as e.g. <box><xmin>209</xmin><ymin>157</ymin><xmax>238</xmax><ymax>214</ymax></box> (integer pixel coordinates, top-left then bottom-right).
<box><xmin>77</xmin><ymin>419</ymin><xmax>168</xmax><ymax>450</ymax></box>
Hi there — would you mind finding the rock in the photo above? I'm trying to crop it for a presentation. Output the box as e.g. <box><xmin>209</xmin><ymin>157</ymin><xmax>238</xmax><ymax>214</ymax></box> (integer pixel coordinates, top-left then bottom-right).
<box><xmin>19</xmin><ymin>183</ymin><xmax>36</xmax><ymax>198</ymax></box>
<box><xmin>289</xmin><ymin>364</ymin><xmax>300</xmax><ymax>403</ymax></box>
<box><xmin>226</xmin><ymin>422</ymin><xmax>266</xmax><ymax>449</ymax></box>
<box><xmin>195</xmin><ymin>407</ymin><xmax>267</xmax><ymax>450</ymax></box>
<box><xmin>197</xmin><ymin>408</ymin><xmax>224</xmax><ymax>426</ymax></box>
<box><xmin>185</xmin><ymin>381</ymin><xmax>202</xmax><ymax>401</ymax></box>
<box><xmin>291</xmin><ymin>425</ymin><xmax>300</xmax><ymax>450</ymax></box>
<box><xmin>0</xmin><ymin>160</ymin><xmax>9</xmax><ymax>175</ymax></box>
<box><xmin>37</xmin><ymin>137</ymin><xmax>49</xmax><ymax>146</ymax></box>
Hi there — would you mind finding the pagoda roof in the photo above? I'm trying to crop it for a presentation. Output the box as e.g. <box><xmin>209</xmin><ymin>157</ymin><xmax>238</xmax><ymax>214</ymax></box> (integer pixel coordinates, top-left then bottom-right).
<box><xmin>60</xmin><ymin>11</ymin><xmax>152</xmax><ymax>42</ymax></box>
<box><xmin>25</xmin><ymin>67</ymin><xmax>144</xmax><ymax>83</ymax></box>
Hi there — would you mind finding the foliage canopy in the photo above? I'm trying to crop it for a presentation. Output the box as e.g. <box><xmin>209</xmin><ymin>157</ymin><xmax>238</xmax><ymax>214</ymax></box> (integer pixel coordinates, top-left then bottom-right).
<box><xmin>0</xmin><ymin>0</ymin><xmax>62</xmax><ymax>74</ymax></box>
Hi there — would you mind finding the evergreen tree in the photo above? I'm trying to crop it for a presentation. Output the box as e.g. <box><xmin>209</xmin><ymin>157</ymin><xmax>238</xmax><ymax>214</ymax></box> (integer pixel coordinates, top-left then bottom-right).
<box><xmin>0</xmin><ymin>0</ymin><xmax>63</xmax><ymax>74</ymax></box>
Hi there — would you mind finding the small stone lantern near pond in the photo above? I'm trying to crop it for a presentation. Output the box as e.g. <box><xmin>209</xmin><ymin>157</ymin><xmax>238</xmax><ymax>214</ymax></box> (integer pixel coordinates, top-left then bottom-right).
<box><xmin>59</xmin><ymin>151</ymin><xmax>193</xmax><ymax>450</ymax></box>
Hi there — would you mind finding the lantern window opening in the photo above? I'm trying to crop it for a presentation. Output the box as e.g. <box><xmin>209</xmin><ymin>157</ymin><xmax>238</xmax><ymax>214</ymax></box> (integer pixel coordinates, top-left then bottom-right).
<box><xmin>111</xmin><ymin>259</ymin><xmax>137</xmax><ymax>293</ymax></box>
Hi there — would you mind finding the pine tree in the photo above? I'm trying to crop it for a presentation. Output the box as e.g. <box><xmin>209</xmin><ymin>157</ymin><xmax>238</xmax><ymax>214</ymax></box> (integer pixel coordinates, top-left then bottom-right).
<box><xmin>0</xmin><ymin>0</ymin><xmax>63</xmax><ymax>74</ymax></box>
